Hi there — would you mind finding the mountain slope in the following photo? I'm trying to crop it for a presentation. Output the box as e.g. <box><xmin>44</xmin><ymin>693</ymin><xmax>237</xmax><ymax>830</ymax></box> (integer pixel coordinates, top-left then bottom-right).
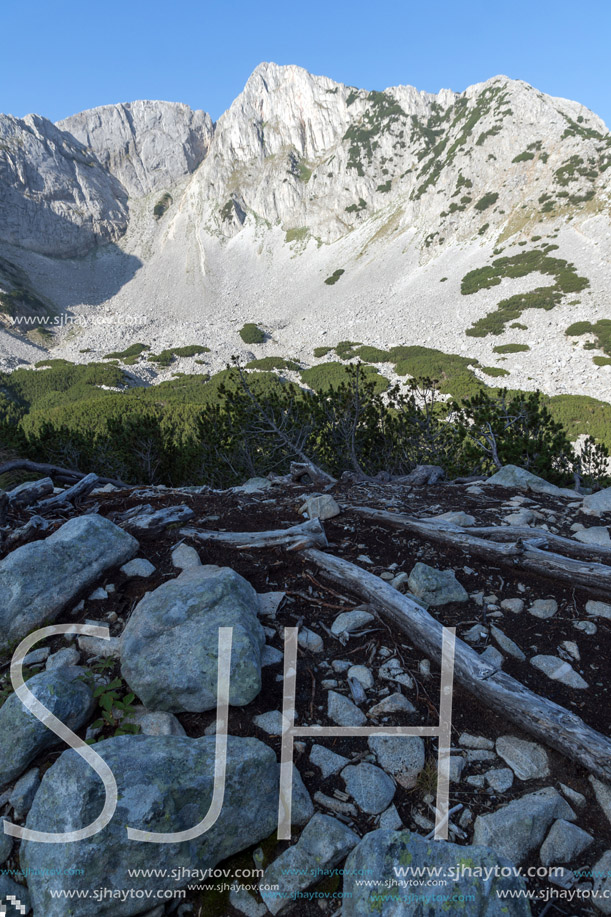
<box><xmin>0</xmin><ymin>63</ymin><xmax>610</xmax><ymax>402</ymax></box>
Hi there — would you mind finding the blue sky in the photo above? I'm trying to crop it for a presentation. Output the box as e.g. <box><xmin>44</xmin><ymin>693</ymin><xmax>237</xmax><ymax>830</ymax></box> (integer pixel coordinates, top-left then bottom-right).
<box><xmin>2</xmin><ymin>0</ymin><xmax>610</xmax><ymax>127</ymax></box>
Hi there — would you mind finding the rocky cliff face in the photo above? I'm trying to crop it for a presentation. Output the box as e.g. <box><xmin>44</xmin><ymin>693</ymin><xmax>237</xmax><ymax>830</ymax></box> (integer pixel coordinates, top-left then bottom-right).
<box><xmin>1</xmin><ymin>63</ymin><xmax>610</xmax><ymax>402</ymax></box>
<box><xmin>0</xmin><ymin>113</ymin><xmax>128</xmax><ymax>257</ymax></box>
<box><xmin>58</xmin><ymin>100</ymin><xmax>214</xmax><ymax>198</ymax></box>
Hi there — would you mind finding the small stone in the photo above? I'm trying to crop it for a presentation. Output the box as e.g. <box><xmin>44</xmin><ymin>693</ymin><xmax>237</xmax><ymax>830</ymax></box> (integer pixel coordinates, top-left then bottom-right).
<box><xmin>257</xmin><ymin>592</ymin><xmax>285</xmax><ymax>618</ymax></box>
<box><xmin>377</xmin><ymin>658</ymin><xmax>413</xmax><ymax>690</ymax></box>
<box><xmin>501</xmin><ymin>598</ymin><xmax>525</xmax><ymax>614</ymax></box>
<box><xmin>88</xmin><ymin>587</ymin><xmax>108</xmax><ymax>601</ymax></box>
<box><xmin>573</xmin><ymin>526</ymin><xmax>611</xmax><ymax>547</ymax></box>
<box><xmin>229</xmin><ymin>885</ymin><xmax>267</xmax><ymax>917</ymax></box>
<box><xmin>368</xmin><ymin>735</ymin><xmax>425</xmax><ymax>788</ymax></box>
<box><xmin>574</xmin><ymin>620</ymin><xmax>597</xmax><ymax>636</ymax></box>
<box><xmin>463</xmin><ymin>624</ymin><xmax>488</xmax><ymax>644</ymax></box>
<box><xmin>530</xmin><ymin>655</ymin><xmax>589</xmax><ymax>689</ymax></box>
<box><xmin>171</xmin><ymin>544</ymin><xmax>201</xmax><ymax>570</ymax></box>
<box><xmin>22</xmin><ymin>648</ymin><xmax>50</xmax><ymax>667</ymax></box>
<box><xmin>466</xmin><ymin>775</ymin><xmax>485</xmax><ymax>788</ymax></box>
<box><xmin>459</xmin><ymin>733</ymin><xmax>494</xmax><ymax>750</ymax></box>
<box><xmin>586</xmin><ymin>600</ymin><xmax>611</xmax><ymax>620</ymax></box>
<box><xmin>78</xmin><ymin>633</ymin><xmax>121</xmax><ymax>659</ymax></box>
<box><xmin>380</xmin><ymin>571</ymin><xmax>394</xmax><ymax>581</ymax></box>
<box><xmin>558</xmin><ymin>783</ymin><xmax>586</xmax><ymax>808</ymax></box>
<box><xmin>540</xmin><ymin>819</ymin><xmax>593</xmax><ymax>866</ymax></box>
<box><xmin>496</xmin><ymin>736</ymin><xmax>549</xmax><ymax>781</ymax></box>
<box><xmin>418</xmin><ymin>659</ymin><xmax>431</xmax><ymax>677</ymax></box>
<box><xmin>310</xmin><ymin>745</ymin><xmax>349</xmax><ymax>779</ymax></box>
<box><xmin>261</xmin><ymin>645</ymin><xmax>284</xmax><ymax>667</ymax></box>
<box><xmin>529</xmin><ymin>599</ymin><xmax>558</xmax><ymax>619</ymax></box>
<box><xmin>449</xmin><ymin>757</ymin><xmax>465</xmax><ymax>782</ymax></box>
<box><xmin>129</xmin><ymin>707</ymin><xmax>186</xmax><ymax>737</ymax></box>
<box><xmin>378</xmin><ymin>804</ymin><xmax>402</xmax><ymax>830</ymax></box>
<box><xmin>490</xmin><ymin>625</ymin><xmax>526</xmax><ymax>661</ymax></box>
<box><xmin>391</xmin><ymin>573</ymin><xmax>410</xmax><ymax>590</ymax></box>
<box><xmin>341</xmin><ymin>762</ymin><xmax>395</xmax><ymax>814</ymax></box>
<box><xmin>559</xmin><ymin>640</ymin><xmax>580</xmax><ymax>661</ymax></box>
<box><xmin>485</xmin><ymin>768</ymin><xmax>514</xmax><ymax>793</ymax></box>
<box><xmin>46</xmin><ymin>647</ymin><xmax>81</xmax><ymax>670</ymax></box>
<box><xmin>253</xmin><ymin>710</ymin><xmax>286</xmax><ymax>735</ymax></box>
<box><xmin>505</xmin><ymin>508</ymin><xmax>535</xmax><ymax>525</ymax></box>
<box><xmin>299</xmin><ymin>494</ymin><xmax>341</xmax><ymax>520</ymax></box>
<box><xmin>327</xmin><ymin>691</ymin><xmax>366</xmax><ymax>727</ymax></box>
<box><xmin>368</xmin><ymin>693</ymin><xmax>416</xmax><ymax>717</ymax></box>
<box><xmin>298</xmin><ymin>627</ymin><xmax>324</xmax><ymax>653</ymax></box>
<box><xmin>465</xmin><ymin>749</ymin><xmax>497</xmax><ymax>763</ymax></box>
<box><xmin>120</xmin><ymin>557</ymin><xmax>156</xmax><ymax>577</ymax></box>
<box><xmin>480</xmin><ymin>646</ymin><xmax>504</xmax><ymax>668</ymax></box>
<box><xmin>331</xmin><ymin>608</ymin><xmax>374</xmax><ymax>636</ymax></box>
<box><xmin>331</xmin><ymin>660</ymin><xmax>352</xmax><ymax>673</ymax></box>
<box><xmin>9</xmin><ymin>767</ymin><xmax>41</xmax><ymax>818</ymax></box>
<box><xmin>590</xmin><ymin>777</ymin><xmax>611</xmax><ymax>828</ymax></box>
<box><xmin>347</xmin><ymin>665</ymin><xmax>374</xmax><ymax>690</ymax></box>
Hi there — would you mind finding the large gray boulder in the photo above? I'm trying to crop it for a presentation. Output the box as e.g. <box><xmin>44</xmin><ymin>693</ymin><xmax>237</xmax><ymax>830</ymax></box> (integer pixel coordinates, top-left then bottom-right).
<box><xmin>343</xmin><ymin>829</ymin><xmax>531</xmax><ymax>915</ymax></box>
<box><xmin>472</xmin><ymin>787</ymin><xmax>575</xmax><ymax>864</ymax></box>
<box><xmin>21</xmin><ymin>734</ymin><xmax>283</xmax><ymax>917</ymax></box>
<box><xmin>121</xmin><ymin>566</ymin><xmax>265</xmax><ymax>712</ymax></box>
<box><xmin>485</xmin><ymin>465</ymin><xmax>575</xmax><ymax>498</ymax></box>
<box><xmin>0</xmin><ymin>514</ymin><xmax>137</xmax><ymax>650</ymax></box>
<box><xmin>0</xmin><ymin>667</ymin><xmax>95</xmax><ymax>787</ymax></box>
<box><xmin>583</xmin><ymin>487</ymin><xmax>611</xmax><ymax>515</ymax></box>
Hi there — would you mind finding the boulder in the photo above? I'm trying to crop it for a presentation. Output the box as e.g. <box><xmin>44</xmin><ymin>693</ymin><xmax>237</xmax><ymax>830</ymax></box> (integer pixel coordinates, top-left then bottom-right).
<box><xmin>592</xmin><ymin>849</ymin><xmax>611</xmax><ymax>914</ymax></box>
<box><xmin>121</xmin><ymin>566</ymin><xmax>265</xmax><ymax>712</ymax></box>
<box><xmin>0</xmin><ymin>667</ymin><xmax>95</xmax><ymax>786</ymax></box>
<box><xmin>21</xmin><ymin>735</ymin><xmax>284</xmax><ymax>917</ymax></box>
<box><xmin>407</xmin><ymin>562</ymin><xmax>468</xmax><ymax>606</ymax></box>
<box><xmin>539</xmin><ymin>819</ymin><xmax>593</xmax><ymax>866</ymax></box>
<box><xmin>368</xmin><ymin>735</ymin><xmax>425</xmax><ymax>788</ymax></box>
<box><xmin>485</xmin><ymin>465</ymin><xmax>574</xmax><ymax>497</ymax></box>
<box><xmin>260</xmin><ymin>813</ymin><xmax>359</xmax><ymax>915</ymax></box>
<box><xmin>573</xmin><ymin>526</ymin><xmax>611</xmax><ymax>547</ymax></box>
<box><xmin>343</xmin><ymin>829</ymin><xmax>532</xmax><ymax>916</ymax></box>
<box><xmin>583</xmin><ymin>487</ymin><xmax>611</xmax><ymax>515</ymax></box>
<box><xmin>472</xmin><ymin>787</ymin><xmax>575</xmax><ymax>863</ymax></box>
<box><xmin>0</xmin><ymin>515</ymin><xmax>137</xmax><ymax>649</ymax></box>
<box><xmin>341</xmin><ymin>762</ymin><xmax>395</xmax><ymax>814</ymax></box>
<box><xmin>299</xmin><ymin>494</ymin><xmax>341</xmax><ymax>520</ymax></box>
<box><xmin>495</xmin><ymin>736</ymin><xmax>549</xmax><ymax>781</ymax></box>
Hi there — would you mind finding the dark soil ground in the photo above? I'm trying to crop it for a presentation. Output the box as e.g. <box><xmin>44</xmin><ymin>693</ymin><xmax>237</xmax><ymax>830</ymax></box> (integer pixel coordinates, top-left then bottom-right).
<box><xmin>1</xmin><ymin>475</ymin><xmax>610</xmax><ymax>916</ymax></box>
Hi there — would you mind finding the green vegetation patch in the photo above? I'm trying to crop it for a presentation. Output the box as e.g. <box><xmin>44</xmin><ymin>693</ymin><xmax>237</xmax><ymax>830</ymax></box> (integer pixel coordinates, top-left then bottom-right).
<box><xmin>512</xmin><ymin>151</ymin><xmax>535</xmax><ymax>163</ymax></box>
<box><xmin>285</xmin><ymin>227</ymin><xmax>309</xmax><ymax>244</ymax></box>
<box><xmin>565</xmin><ymin>319</ymin><xmax>611</xmax><ymax>357</ymax></box>
<box><xmin>463</xmin><ymin>249</ymin><xmax>589</xmax><ymax>336</ymax></box>
<box><xmin>474</xmin><ymin>192</ymin><xmax>499</xmax><ymax>211</ymax></box>
<box><xmin>480</xmin><ymin>366</ymin><xmax>510</xmax><ymax>377</ymax></box>
<box><xmin>301</xmin><ymin>362</ymin><xmax>388</xmax><ymax>394</ymax></box>
<box><xmin>493</xmin><ymin>343</ymin><xmax>530</xmax><ymax>354</ymax></box>
<box><xmin>104</xmin><ymin>343</ymin><xmax>149</xmax><ymax>360</ymax></box>
<box><xmin>246</xmin><ymin>357</ymin><xmax>300</xmax><ymax>371</ymax></box>
<box><xmin>344</xmin><ymin>90</ymin><xmax>407</xmax><ymax>176</ymax></box>
<box><xmin>153</xmin><ymin>193</ymin><xmax>172</xmax><ymax>220</ymax></box>
<box><xmin>239</xmin><ymin>324</ymin><xmax>266</xmax><ymax>344</ymax></box>
<box><xmin>324</xmin><ymin>269</ymin><xmax>345</xmax><ymax>286</ymax></box>
<box><xmin>313</xmin><ymin>346</ymin><xmax>333</xmax><ymax>358</ymax></box>
<box><xmin>149</xmin><ymin>346</ymin><xmax>211</xmax><ymax>368</ymax></box>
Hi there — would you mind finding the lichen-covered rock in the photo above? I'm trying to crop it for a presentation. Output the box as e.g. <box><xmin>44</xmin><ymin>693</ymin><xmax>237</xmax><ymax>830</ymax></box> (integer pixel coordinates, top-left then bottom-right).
<box><xmin>407</xmin><ymin>562</ymin><xmax>468</xmax><ymax>606</ymax></box>
<box><xmin>21</xmin><ymin>735</ymin><xmax>282</xmax><ymax>917</ymax></box>
<box><xmin>0</xmin><ymin>667</ymin><xmax>95</xmax><ymax>786</ymax></box>
<box><xmin>343</xmin><ymin>829</ymin><xmax>532</xmax><ymax>915</ymax></box>
<box><xmin>0</xmin><ymin>514</ymin><xmax>137</xmax><ymax>650</ymax></box>
<box><xmin>121</xmin><ymin>566</ymin><xmax>265</xmax><ymax>712</ymax></box>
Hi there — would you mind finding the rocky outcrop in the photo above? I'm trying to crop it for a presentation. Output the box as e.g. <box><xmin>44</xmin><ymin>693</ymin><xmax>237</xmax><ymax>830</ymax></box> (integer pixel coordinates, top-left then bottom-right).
<box><xmin>0</xmin><ymin>114</ymin><xmax>128</xmax><ymax>257</ymax></box>
<box><xmin>21</xmin><ymin>734</ymin><xmax>282</xmax><ymax>917</ymax></box>
<box><xmin>0</xmin><ymin>514</ymin><xmax>137</xmax><ymax>650</ymax></box>
<box><xmin>120</xmin><ymin>565</ymin><xmax>265</xmax><ymax>712</ymax></box>
<box><xmin>58</xmin><ymin>100</ymin><xmax>214</xmax><ymax>198</ymax></box>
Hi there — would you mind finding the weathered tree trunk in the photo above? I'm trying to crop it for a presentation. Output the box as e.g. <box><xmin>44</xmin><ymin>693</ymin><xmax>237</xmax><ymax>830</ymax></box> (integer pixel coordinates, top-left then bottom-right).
<box><xmin>35</xmin><ymin>473</ymin><xmax>100</xmax><ymax>513</ymax></box>
<box><xmin>183</xmin><ymin>518</ymin><xmax>329</xmax><ymax>551</ymax></box>
<box><xmin>304</xmin><ymin>548</ymin><xmax>611</xmax><ymax>783</ymax></box>
<box><xmin>0</xmin><ymin>459</ymin><xmax>126</xmax><ymax>488</ymax></box>
<box><xmin>125</xmin><ymin>505</ymin><xmax>194</xmax><ymax>535</ymax></box>
<box><xmin>348</xmin><ymin>506</ymin><xmax>611</xmax><ymax>595</ymax></box>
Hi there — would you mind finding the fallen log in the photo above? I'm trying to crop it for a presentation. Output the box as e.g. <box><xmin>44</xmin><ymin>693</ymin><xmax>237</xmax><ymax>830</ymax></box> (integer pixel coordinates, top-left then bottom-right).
<box><xmin>126</xmin><ymin>505</ymin><xmax>194</xmax><ymax>535</ymax></box>
<box><xmin>303</xmin><ymin>548</ymin><xmax>611</xmax><ymax>783</ymax></box>
<box><xmin>348</xmin><ymin>506</ymin><xmax>611</xmax><ymax>595</ymax></box>
<box><xmin>35</xmin><ymin>473</ymin><xmax>100</xmax><ymax>513</ymax></box>
<box><xmin>0</xmin><ymin>459</ymin><xmax>126</xmax><ymax>488</ymax></box>
<box><xmin>289</xmin><ymin>462</ymin><xmax>336</xmax><ymax>487</ymax></box>
<box><xmin>6</xmin><ymin>477</ymin><xmax>54</xmax><ymax>507</ymax></box>
<box><xmin>183</xmin><ymin>518</ymin><xmax>329</xmax><ymax>551</ymax></box>
<box><xmin>421</xmin><ymin>520</ymin><xmax>611</xmax><ymax>564</ymax></box>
